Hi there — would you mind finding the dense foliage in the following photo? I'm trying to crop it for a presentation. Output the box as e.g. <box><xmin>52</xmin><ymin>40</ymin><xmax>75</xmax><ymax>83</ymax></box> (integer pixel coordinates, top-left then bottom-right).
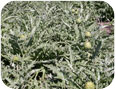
<box><xmin>1</xmin><ymin>1</ymin><xmax>114</xmax><ymax>89</ymax></box>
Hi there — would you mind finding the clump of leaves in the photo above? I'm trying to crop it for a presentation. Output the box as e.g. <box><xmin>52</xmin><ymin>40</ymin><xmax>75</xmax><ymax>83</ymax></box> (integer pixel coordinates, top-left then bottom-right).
<box><xmin>1</xmin><ymin>1</ymin><xmax>114</xmax><ymax>89</ymax></box>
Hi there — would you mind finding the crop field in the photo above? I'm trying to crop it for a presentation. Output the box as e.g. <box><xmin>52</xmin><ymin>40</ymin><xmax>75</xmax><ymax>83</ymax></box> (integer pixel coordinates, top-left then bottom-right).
<box><xmin>1</xmin><ymin>1</ymin><xmax>114</xmax><ymax>89</ymax></box>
